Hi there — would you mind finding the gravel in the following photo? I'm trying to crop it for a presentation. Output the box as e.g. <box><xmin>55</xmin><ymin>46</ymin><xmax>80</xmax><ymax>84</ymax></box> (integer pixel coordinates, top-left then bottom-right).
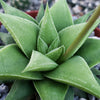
<box><xmin>0</xmin><ymin>84</ymin><xmax>8</xmax><ymax>100</ymax></box>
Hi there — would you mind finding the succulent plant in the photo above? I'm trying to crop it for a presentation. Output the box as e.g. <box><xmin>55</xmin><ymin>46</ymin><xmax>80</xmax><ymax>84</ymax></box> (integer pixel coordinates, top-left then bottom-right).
<box><xmin>0</xmin><ymin>0</ymin><xmax>100</xmax><ymax>100</ymax></box>
<box><xmin>10</xmin><ymin>0</ymin><xmax>30</xmax><ymax>11</ymax></box>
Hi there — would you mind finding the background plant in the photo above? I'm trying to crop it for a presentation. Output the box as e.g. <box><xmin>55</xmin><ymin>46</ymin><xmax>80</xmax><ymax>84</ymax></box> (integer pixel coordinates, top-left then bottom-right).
<box><xmin>10</xmin><ymin>0</ymin><xmax>30</xmax><ymax>11</ymax></box>
<box><xmin>0</xmin><ymin>0</ymin><xmax>100</xmax><ymax>100</ymax></box>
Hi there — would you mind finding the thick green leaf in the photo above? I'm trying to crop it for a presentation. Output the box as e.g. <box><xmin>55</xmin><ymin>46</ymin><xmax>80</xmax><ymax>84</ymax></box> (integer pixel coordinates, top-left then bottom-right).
<box><xmin>50</xmin><ymin>0</ymin><xmax>73</xmax><ymax>31</ymax></box>
<box><xmin>0</xmin><ymin>44</ymin><xmax>43</xmax><ymax>80</ymax></box>
<box><xmin>36</xmin><ymin>2</ymin><xmax>44</xmax><ymax>23</ymax></box>
<box><xmin>0</xmin><ymin>14</ymin><xmax>39</xmax><ymax>58</ymax></box>
<box><xmin>45</xmin><ymin>56</ymin><xmax>100</xmax><ymax>98</ymax></box>
<box><xmin>23</xmin><ymin>50</ymin><xmax>58</xmax><ymax>72</ymax></box>
<box><xmin>74</xmin><ymin>10</ymin><xmax>94</xmax><ymax>24</ymax></box>
<box><xmin>47</xmin><ymin>37</ymin><xmax>60</xmax><ymax>52</ymax></box>
<box><xmin>77</xmin><ymin>37</ymin><xmax>100</xmax><ymax>68</ymax></box>
<box><xmin>5</xmin><ymin>81</ymin><xmax>35</xmax><ymax>100</ymax></box>
<box><xmin>37</xmin><ymin>4</ymin><xmax>59</xmax><ymax>50</ymax></box>
<box><xmin>46</xmin><ymin>46</ymin><xmax>65</xmax><ymax>61</ymax></box>
<box><xmin>64</xmin><ymin>87</ymin><xmax>74</xmax><ymax>100</ymax></box>
<box><xmin>34</xmin><ymin>79</ymin><xmax>68</xmax><ymax>100</ymax></box>
<box><xmin>59</xmin><ymin>23</ymin><xmax>86</xmax><ymax>50</ymax></box>
<box><xmin>37</xmin><ymin>37</ymin><xmax>48</xmax><ymax>54</ymax></box>
<box><xmin>59</xmin><ymin>18</ymin><xmax>100</xmax><ymax>60</ymax></box>
<box><xmin>0</xmin><ymin>32</ymin><xmax>14</xmax><ymax>45</ymax></box>
<box><xmin>0</xmin><ymin>0</ymin><xmax>38</xmax><ymax>24</ymax></box>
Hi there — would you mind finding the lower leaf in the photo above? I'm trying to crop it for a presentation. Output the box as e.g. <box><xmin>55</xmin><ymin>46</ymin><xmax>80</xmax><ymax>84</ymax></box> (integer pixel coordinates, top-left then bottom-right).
<box><xmin>0</xmin><ymin>44</ymin><xmax>43</xmax><ymax>80</ymax></box>
<box><xmin>45</xmin><ymin>56</ymin><xmax>100</xmax><ymax>98</ymax></box>
<box><xmin>34</xmin><ymin>79</ymin><xmax>68</xmax><ymax>100</ymax></box>
<box><xmin>64</xmin><ymin>87</ymin><xmax>74</xmax><ymax>100</ymax></box>
<box><xmin>76</xmin><ymin>37</ymin><xmax>100</xmax><ymax>68</ymax></box>
<box><xmin>5</xmin><ymin>80</ymin><xmax>35</xmax><ymax>100</ymax></box>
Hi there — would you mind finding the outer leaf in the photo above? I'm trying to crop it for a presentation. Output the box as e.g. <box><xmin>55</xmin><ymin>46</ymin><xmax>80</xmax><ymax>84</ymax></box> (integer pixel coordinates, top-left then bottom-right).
<box><xmin>34</xmin><ymin>79</ymin><xmax>68</xmax><ymax>100</ymax></box>
<box><xmin>0</xmin><ymin>14</ymin><xmax>39</xmax><ymax>58</ymax></box>
<box><xmin>76</xmin><ymin>37</ymin><xmax>100</xmax><ymax>68</ymax></box>
<box><xmin>74</xmin><ymin>10</ymin><xmax>94</xmax><ymax>24</ymax></box>
<box><xmin>38</xmin><ymin>4</ymin><xmax>59</xmax><ymax>48</ymax></box>
<box><xmin>36</xmin><ymin>2</ymin><xmax>44</xmax><ymax>23</ymax></box>
<box><xmin>0</xmin><ymin>44</ymin><xmax>43</xmax><ymax>80</ymax></box>
<box><xmin>45</xmin><ymin>56</ymin><xmax>100</xmax><ymax>98</ymax></box>
<box><xmin>23</xmin><ymin>50</ymin><xmax>58</xmax><ymax>72</ymax></box>
<box><xmin>50</xmin><ymin>0</ymin><xmax>73</xmax><ymax>31</ymax></box>
<box><xmin>0</xmin><ymin>0</ymin><xmax>38</xmax><ymax>24</ymax></box>
<box><xmin>0</xmin><ymin>32</ymin><xmax>14</xmax><ymax>45</ymax></box>
<box><xmin>60</xmin><ymin>18</ymin><xmax>100</xmax><ymax>60</ymax></box>
<box><xmin>5</xmin><ymin>81</ymin><xmax>35</xmax><ymax>100</ymax></box>
<box><xmin>46</xmin><ymin>46</ymin><xmax>65</xmax><ymax>61</ymax></box>
<box><xmin>65</xmin><ymin>87</ymin><xmax>74</xmax><ymax>100</ymax></box>
<box><xmin>59</xmin><ymin>23</ymin><xmax>86</xmax><ymax>50</ymax></box>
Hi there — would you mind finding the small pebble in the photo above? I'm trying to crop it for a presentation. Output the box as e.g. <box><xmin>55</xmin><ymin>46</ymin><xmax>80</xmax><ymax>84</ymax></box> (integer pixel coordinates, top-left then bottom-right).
<box><xmin>80</xmin><ymin>98</ymin><xmax>87</xmax><ymax>100</ymax></box>
<box><xmin>0</xmin><ymin>84</ymin><xmax>8</xmax><ymax>100</ymax></box>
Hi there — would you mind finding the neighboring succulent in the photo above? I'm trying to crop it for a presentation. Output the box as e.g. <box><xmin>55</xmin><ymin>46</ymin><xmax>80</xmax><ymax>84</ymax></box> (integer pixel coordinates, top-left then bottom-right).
<box><xmin>0</xmin><ymin>0</ymin><xmax>100</xmax><ymax>100</ymax></box>
<box><xmin>10</xmin><ymin>0</ymin><xmax>30</xmax><ymax>11</ymax></box>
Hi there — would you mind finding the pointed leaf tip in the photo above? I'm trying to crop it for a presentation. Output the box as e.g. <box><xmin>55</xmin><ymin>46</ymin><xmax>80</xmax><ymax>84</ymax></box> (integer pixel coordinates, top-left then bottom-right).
<box><xmin>0</xmin><ymin>0</ymin><xmax>38</xmax><ymax>24</ymax></box>
<box><xmin>50</xmin><ymin>0</ymin><xmax>73</xmax><ymax>31</ymax></box>
<box><xmin>23</xmin><ymin>50</ymin><xmax>58</xmax><ymax>72</ymax></box>
<box><xmin>36</xmin><ymin>2</ymin><xmax>44</xmax><ymax>23</ymax></box>
<box><xmin>0</xmin><ymin>14</ymin><xmax>39</xmax><ymax>58</ymax></box>
<box><xmin>37</xmin><ymin>3</ymin><xmax>59</xmax><ymax>51</ymax></box>
<box><xmin>0</xmin><ymin>44</ymin><xmax>43</xmax><ymax>80</ymax></box>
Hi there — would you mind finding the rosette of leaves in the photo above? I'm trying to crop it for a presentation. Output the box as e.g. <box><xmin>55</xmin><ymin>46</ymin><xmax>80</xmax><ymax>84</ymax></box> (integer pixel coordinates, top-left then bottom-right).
<box><xmin>0</xmin><ymin>0</ymin><xmax>100</xmax><ymax>100</ymax></box>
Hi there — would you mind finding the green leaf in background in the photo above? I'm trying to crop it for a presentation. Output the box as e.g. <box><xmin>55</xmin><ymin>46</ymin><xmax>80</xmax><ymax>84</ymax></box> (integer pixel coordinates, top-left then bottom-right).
<box><xmin>23</xmin><ymin>50</ymin><xmax>58</xmax><ymax>72</ymax></box>
<box><xmin>59</xmin><ymin>23</ymin><xmax>86</xmax><ymax>51</ymax></box>
<box><xmin>34</xmin><ymin>79</ymin><xmax>68</xmax><ymax>100</ymax></box>
<box><xmin>91</xmin><ymin>67</ymin><xmax>100</xmax><ymax>76</ymax></box>
<box><xmin>50</xmin><ymin>0</ymin><xmax>73</xmax><ymax>32</ymax></box>
<box><xmin>74</xmin><ymin>88</ymin><xmax>87</xmax><ymax>98</ymax></box>
<box><xmin>0</xmin><ymin>0</ymin><xmax>38</xmax><ymax>24</ymax></box>
<box><xmin>36</xmin><ymin>2</ymin><xmax>44</xmax><ymax>23</ymax></box>
<box><xmin>0</xmin><ymin>14</ymin><xmax>39</xmax><ymax>58</ymax></box>
<box><xmin>37</xmin><ymin>37</ymin><xmax>48</xmax><ymax>54</ymax></box>
<box><xmin>64</xmin><ymin>87</ymin><xmax>74</xmax><ymax>100</ymax></box>
<box><xmin>60</xmin><ymin>18</ymin><xmax>100</xmax><ymax>61</ymax></box>
<box><xmin>5</xmin><ymin>81</ymin><xmax>35</xmax><ymax>100</ymax></box>
<box><xmin>0</xmin><ymin>32</ymin><xmax>15</xmax><ymax>45</ymax></box>
<box><xmin>37</xmin><ymin>4</ymin><xmax>59</xmax><ymax>52</ymax></box>
<box><xmin>77</xmin><ymin>37</ymin><xmax>100</xmax><ymax>68</ymax></box>
<box><xmin>74</xmin><ymin>10</ymin><xmax>94</xmax><ymax>24</ymax></box>
<box><xmin>93</xmin><ymin>74</ymin><xmax>100</xmax><ymax>85</ymax></box>
<box><xmin>0</xmin><ymin>44</ymin><xmax>43</xmax><ymax>80</ymax></box>
<box><xmin>46</xmin><ymin>46</ymin><xmax>65</xmax><ymax>61</ymax></box>
<box><xmin>0</xmin><ymin>46</ymin><xmax>3</xmax><ymax>49</ymax></box>
<box><xmin>45</xmin><ymin>56</ymin><xmax>100</xmax><ymax>98</ymax></box>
